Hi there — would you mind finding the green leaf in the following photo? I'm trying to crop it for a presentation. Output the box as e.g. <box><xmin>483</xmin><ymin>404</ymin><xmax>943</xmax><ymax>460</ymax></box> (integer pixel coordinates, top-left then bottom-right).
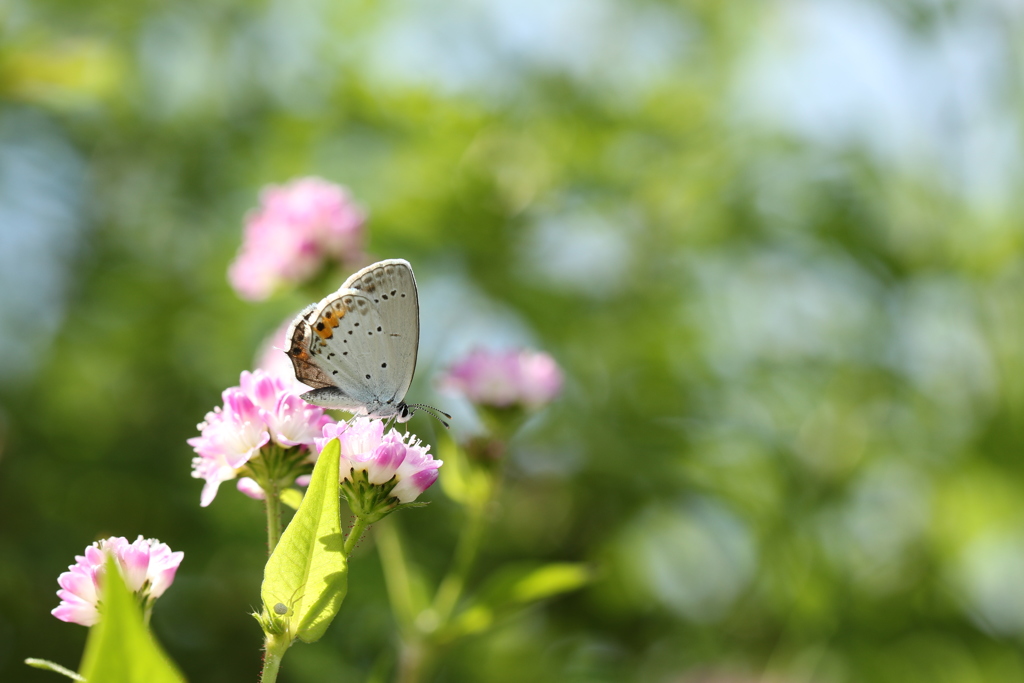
<box><xmin>444</xmin><ymin>562</ymin><xmax>592</xmax><ymax>640</ymax></box>
<box><xmin>78</xmin><ymin>556</ymin><xmax>186</xmax><ymax>683</ymax></box>
<box><xmin>24</xmin><ymin>658</ymin><xmax>85</xmax><ymax>680</ymax></box>
<box><xmin>435</xmin><ymin>430</ymin><xmax>491</xmax><ymax>508</ymax></box>
<box><xmin>498</xmin><ymin>563</ymin><xmax>592</xmax><ymax>604</ymax></box>
<box><xmin>435</xmin><ymin>429</ymin><xmax>470</xmax><ymax>505</ymax></box>
<box><xmin>280</xmin><ymin>487</ymin><xmax>304</xmax><ymax>510</ymax></box>
<box><xmin>261</xmin><ymin>437</ymin><xmax>347</xmax><ymax>644</ymax></box>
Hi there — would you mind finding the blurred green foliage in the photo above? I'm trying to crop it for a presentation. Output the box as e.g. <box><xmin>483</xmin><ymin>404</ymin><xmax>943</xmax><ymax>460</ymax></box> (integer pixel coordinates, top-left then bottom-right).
<box><xmin>3</xmin><ymin>0</ymin><xmax>1024</xmax><ymax>681</ymax></box>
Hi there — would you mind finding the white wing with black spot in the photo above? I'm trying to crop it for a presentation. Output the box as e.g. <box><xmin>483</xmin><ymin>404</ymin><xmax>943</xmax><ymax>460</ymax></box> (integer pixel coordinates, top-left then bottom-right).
<box><xmin>341</xmin><ymin>259</ymin><xmax>419</xmax><ymax>402</ymax></box>
<box><xmin>285</xmin><ymin>259</ymin><xmax>420</xmax><ymax>418</ymax></box>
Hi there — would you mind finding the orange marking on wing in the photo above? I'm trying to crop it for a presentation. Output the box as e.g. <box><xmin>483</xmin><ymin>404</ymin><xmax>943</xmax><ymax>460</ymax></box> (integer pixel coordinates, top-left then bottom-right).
<box><xmin>314</xmin><ymin>322</ymin><xmax>333</xmax><ymax>340</ymax></box>
<box><xmin>322</xmin><ymin>304</ymin><xmax>347</xmax><ymax>330</ymax></box>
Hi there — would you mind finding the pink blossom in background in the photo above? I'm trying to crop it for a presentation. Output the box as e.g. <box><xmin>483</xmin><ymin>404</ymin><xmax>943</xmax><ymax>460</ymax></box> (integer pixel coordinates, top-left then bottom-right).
<box><xmin>228</xmin><ymin>177</ymin><xmax>366</xmax><ymax>301</ymax></box>
<box><xmin>189</xmin><ymin>369</ymin><xmax>334</xmax><ymax>506</ymax></box>
<box><xmin>439</xmin><ymin>348</ymin><xmax>563</xmax><ymax>409</ymax></box>
<box><xmin>236</xmin><ymin>477</ymin><xmax>266</xmax><ymax>500</ymax></box>
<box><xmin>255</xmin><ymin>318</ymin><xmax>306</xmax><ymax>390</ymax></box>
<box><xmin>52</xmin><ymin>536</ymin><xmax>183</xmax><ymax>627</ymax></box>
<box><xmin>317</xmin><ymin>418</ymin><xmax>442</xmax><ymax>503</ymax></box>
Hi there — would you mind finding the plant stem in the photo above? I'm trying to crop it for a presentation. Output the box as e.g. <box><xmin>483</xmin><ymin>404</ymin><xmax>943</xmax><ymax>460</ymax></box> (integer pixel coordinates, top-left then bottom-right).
<box><xmin>376</xmin><ymin>519</ymin><xmax>417</xmax><ymax>633</ymax></box>
<box><xmin>259</xmin><ymin>634</ymin><xmax>290</xmax><ymax>683</ymax></box>
<box><xmin>395</xmin><ymin>638</ymin><xmax>430</xmax><ymax>683</ymax></box>
<box><xmin>265</xmin><ymin>485</ymin><xmax>281</xmax><ymax>555</ymax></box>
<box><xmin>433</xmin><ymin>499</ymin><xmax>488</xmax><ymax>625</ymax></box>
<box><xmin>24</xmin><ymin>659</ymin><xmax>85</xmax><ymax>681</ymax></box>
<box><xmin>345</xmin><ymin>516</ymin><xmax>370</xmax><ymax>556</ymax></box>
<box><xmin>394</xmin><ymin>499</ymin><xmax>489</xmax><ymax>683</ymax></box>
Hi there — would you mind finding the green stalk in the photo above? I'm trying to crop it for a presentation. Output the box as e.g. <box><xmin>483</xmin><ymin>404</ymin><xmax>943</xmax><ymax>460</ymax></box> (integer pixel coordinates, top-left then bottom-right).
<box><xmin>395</xmin><ymin>639</ymin><xmax>431</xmax><ymax>683</ymax></box>
<box><xmin>265</xmin><ymin>484</ymin><xmax>282</xmax><ymax>555</ymax></box>
<box><xmin>432</xmin><ymin>500</ymin><xmax>488</xmax><ymax>624</ymax></box>
<box><xmin>393</xmin><ymin>498</ymin><xmax>489</xmax><ymax>683</ymax></box>
<box><xmin>376</xmin><ymin>520</ymin><xmax>417</xmax><ymax>634</ymax></box>
<box><xmin>259</xmin><ymin>633</ymin><xmax>290</xmax><ymax>683</ymax></box>
<box><xmin>345</xmin><ymin>516</ymin><xmax>371</xmax><ymax>556</ymax></box>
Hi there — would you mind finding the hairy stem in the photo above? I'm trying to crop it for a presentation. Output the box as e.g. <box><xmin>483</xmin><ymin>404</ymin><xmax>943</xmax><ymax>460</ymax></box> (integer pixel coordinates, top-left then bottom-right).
<box><xmin>259</xmin><ymin>633</ymin><xmax>290</xmax><ymax>683</ymax></box>
<box><xmin>265</xmin><ymin>485</ymin><xmax>282</xmax><ymax>556</ymax></box>
<box><xmin>345</xmin><ymin>516</ymin><xmax>370</xmax><ymax>556</ymax></box>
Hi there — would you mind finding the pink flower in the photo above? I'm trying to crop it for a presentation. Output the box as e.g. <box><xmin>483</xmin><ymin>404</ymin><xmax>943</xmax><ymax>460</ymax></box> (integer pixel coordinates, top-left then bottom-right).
<box><xmin>52</xmin><ymin>536</ymin><xmax>183</xmax><ymax>627</ymax></box>
<box><xmin>189</xmin><ymin>369</ymin><xmax>334</xmax><ymax>506</ymax></box>
<box><xmin>318</xmin><ymin>418</ymin><xmax>442</xmax><ymax>505</ymax></box>
<box><xmin>390</xmin><ymin>437</ymin><xmax>440</xmax><ymax>504</ymax></box>
<box><xmin>238</xmin><ymin>369</ymin><xmax>333</xmax><ymax>445</ymax></box>
<box><xmin>439</xmin><ymin>348</ymin><xmax>563</xmax><ymax>409</ymax></box>
<box><xmin>269</xmin><ymin>393</ymin><xmax>334</xmax><ymax>446</ymax></box>
<box><xmin>228</xmin><ymin>177</ymin><xmax>366</xmax><ymax>301</ymax></box>
<box><xmin>236</xmin><ymin>477</ymin><xmax>266</xmax><ymax>500</ymax></box>
<box><xmin>188</xmin><ymin>390</ymin><xmax>269</xmax><ymax>507</ymax></box>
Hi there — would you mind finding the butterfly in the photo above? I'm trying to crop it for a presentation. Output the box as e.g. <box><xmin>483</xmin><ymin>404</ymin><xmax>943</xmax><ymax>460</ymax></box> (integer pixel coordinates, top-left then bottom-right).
<box><xmin>286</xmin><ymin>259</ymin><xmax>449</xmax><ymax>427</ymax></box>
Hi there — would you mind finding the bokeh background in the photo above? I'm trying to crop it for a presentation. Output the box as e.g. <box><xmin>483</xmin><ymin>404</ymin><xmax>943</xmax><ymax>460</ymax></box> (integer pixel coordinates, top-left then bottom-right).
<box><xmin>3</xmin><ymin>0</ymin><xmax>1024</xmax><ymax>681</ymax></box>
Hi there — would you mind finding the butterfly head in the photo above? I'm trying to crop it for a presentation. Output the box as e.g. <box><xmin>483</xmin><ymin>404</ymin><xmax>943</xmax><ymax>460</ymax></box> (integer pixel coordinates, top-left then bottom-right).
<box><xmin>399</xmin><ymin>402</ymin><xmax>452</xmax><ymax>429</ymax></box>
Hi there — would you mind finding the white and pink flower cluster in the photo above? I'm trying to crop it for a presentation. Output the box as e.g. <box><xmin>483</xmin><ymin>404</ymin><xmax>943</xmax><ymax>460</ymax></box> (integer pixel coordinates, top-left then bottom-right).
<box><xmin>317</xmin><ymin>418</ymin><xmax>442</xmax><ymax>504</ymax></box>
<box><xmin>52</xmin><ymin>536</ymin><xmax>183</xmax><ymax>627</ymax></box>
<box><xmin>439</xmin><ymin>348</ymin><xmax>563</xmax><ymax>409</ymax></box>
<box><xmin>228</xmin><ymin>177</ymin><xmax>366</xmax><ymax>301</ymax></box>
<box><xmin>189</xmin><ymin>370</ymin><xmax>334</xmax><ymax>506</ymax></box>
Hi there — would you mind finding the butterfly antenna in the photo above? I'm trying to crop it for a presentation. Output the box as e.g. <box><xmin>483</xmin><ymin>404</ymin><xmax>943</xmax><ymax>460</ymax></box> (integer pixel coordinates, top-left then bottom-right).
<box><xmin>409</xmin><ymin>403</ymin><xmax>452</xmax><ymax>430</ymax></box>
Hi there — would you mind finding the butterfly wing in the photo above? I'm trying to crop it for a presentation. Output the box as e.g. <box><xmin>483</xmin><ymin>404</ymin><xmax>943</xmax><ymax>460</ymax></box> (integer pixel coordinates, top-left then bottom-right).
<box><xmin>287</xmin><ymin>259</ymin><xmax>419</xmax><ymax>415</ymax></box>
<box><xmin>342</xmin><ymin>259</ymin><xmax>420</xmax><ymax>403</ymax></box>
<box><xmin>286</xmin><ymin>304</ymin><xmax>335</xmax><ymax>390</ymax></box>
